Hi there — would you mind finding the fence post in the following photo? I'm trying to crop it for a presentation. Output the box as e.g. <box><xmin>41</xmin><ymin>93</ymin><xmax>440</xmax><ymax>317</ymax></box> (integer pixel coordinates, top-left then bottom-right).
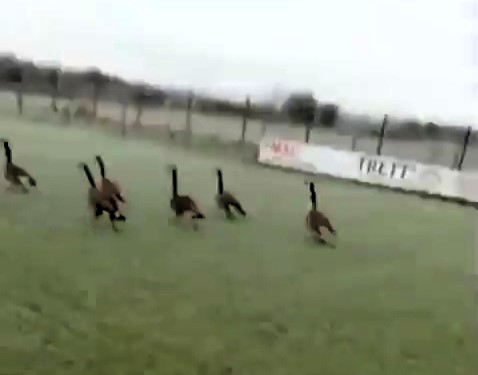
<box><xmin>261</xmin><ymin>119</ymin><xmax>267</xmax><ymax>138</ymax></box>
<box><xmin>133</xmin><ymin>100</ymin><xmax>143</xmax><ymax>129</ymax></box>
<box><xmin>376</xmin><ymin>114</ymin><xmax>388</xmax><ymax>155</ymax></box>
<box><xmin>304</xmin><ymin>105</ymin><xmax>318</xmax><ymax>143</ymax></box>
<box><xmin>120</xmin><ymin>94</ymin><xmax>128</xmax><ymax>137</ymax></box>
<box><xmin>304</xmin><ymin>124</ymin><xmax>311</xmax><ymax>143</ymax></box>
<box><xmin>48</xmin><ymin>69</ymin><xmax>60</xmax><ymax>113</ymax></box>
<box><xmin>16</xmin><ymin>85</ymin><xmax>23</xmax><ymax>115</ymax></box>
<box><xmin>351</xmin><ymin>134</ymin><xmax>358</xmax><ymax>151</ymax></box>
<box><xmin>62</xmin><ymin>90</ymin><xmax>74</xmax><ymax>125</ymax></box>
<box><xmin>185</xmin><ymin>91</ymin><xmax>194</xmax><ymax>144</ymax></box>
<box><xmin>15</xmin><ymin>71</ymin><xmax>23</xmax><ymax>115</ymax></box>
<box><xmin>241</xmin><ymin>96</ymin><xmax>251</xmax><ymax>144</ymax></box>
<box><xmin>457</xmin><ymin>126</ymin><xmax>472</xmax><ymax>171</ymax></box>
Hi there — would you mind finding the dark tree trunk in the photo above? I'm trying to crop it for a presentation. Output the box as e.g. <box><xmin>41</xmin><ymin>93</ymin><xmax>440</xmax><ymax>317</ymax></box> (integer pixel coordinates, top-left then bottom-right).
<box><xmin>241</xmin><ymin>96</ymin><xmax>251</xmax><ymax>143</ymax></box>
<box><xmin>92</xmin><ymin>85</ymin><xmax>99</xmax><ymax>119</ymax></box>
<box><xmin>120</xmin><ymin>100</ymin><xmax>128</xmax><ymax>136</ymax></box>
<box><xmin>51</xmin><ymin>93</ymin><xmax>58</xmax><ymax>112</ymax></box>
<box><xmin>185</xmin><ymin>92</ymin><xmax>194</xmax><ymax>143</ymax></box>
<box><xmin>304</xmin><ymin>124</ymin><xmax>311</xmax><ymax>143</ymax></box>
<box><xmin>16</xmin><ymin>86</ymin><xmax>23</xmax><ymax>115</ymax></box>
<box><xmin>134</xmin><ymin>102</ymin><xmax>143</xmax><ymax>128</ymax></box>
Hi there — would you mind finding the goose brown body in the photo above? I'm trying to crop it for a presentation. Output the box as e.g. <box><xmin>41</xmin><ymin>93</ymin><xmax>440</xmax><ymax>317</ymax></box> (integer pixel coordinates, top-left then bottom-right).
<box><xmin>95</xmin><ymin>155</ymin><xmax>125</xmax><ymax>203</ymax></box>
<box><xmin>95</xmin><ymin>155</ymin><xmax>126</xmax><ymax>223</ymax></box>
<box><xmin>1</xmin><ymin>139</ymin><xmax>36</xmax><ymax>193</ymax></box>
<box><xmin>169</xmin><ymin>165</ymin><xmax>205</xmax><ymax>224</ymax></box>
<box><xmin>305</xmin><ymin>182</ymin><xmax>336</xmax><ymax>244</ymax></box>
<box><xmin>215</xmin><ymin>168</ymin><xmax>246</xmax><ymax>219</ymax></box>
<box><xmin>78</xmin><ymin>162</ymin><xmax>125</xmax><ymax>232</ymax></box>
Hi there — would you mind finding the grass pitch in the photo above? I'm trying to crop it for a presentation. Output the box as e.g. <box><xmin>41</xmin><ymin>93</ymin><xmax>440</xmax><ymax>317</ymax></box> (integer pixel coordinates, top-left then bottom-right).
<box><xmin>0</xmin><ymin>117</ymin><xmax>475</xmax><ymax>375</ymax></box>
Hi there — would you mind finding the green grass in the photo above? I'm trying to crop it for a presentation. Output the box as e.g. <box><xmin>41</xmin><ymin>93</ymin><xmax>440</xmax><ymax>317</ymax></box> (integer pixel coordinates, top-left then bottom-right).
<box><xmin>0</xmin><ymin>117</ymin><xmax>475</xmax><ymax>375</ymax></box>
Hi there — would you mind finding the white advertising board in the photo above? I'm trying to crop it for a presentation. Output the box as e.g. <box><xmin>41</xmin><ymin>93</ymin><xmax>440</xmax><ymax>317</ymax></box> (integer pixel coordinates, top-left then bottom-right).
<box><xmin>455</xmin><ymin>171</ymin><xmax>478</xmax><ymax>203</ymax></box>
<box><xmin>258</xmin><ymin>137</ymin><xmax>359</xmax><ymax>179</ymax></box>
<box><xmin>258</xmin><ymin>137</ymin><xmax>470</xmax><ymax>202</ymax></box>
<box><xmin>356</xmin><ymin>153</ymin><xmax>460</xmax><ymax>198</ymax></box>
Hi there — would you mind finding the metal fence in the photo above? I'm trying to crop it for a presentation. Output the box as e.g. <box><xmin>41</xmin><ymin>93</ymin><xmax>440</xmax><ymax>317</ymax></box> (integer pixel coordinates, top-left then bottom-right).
<box><xmin>0</xmin><ymin>87</ymin><xmax>475</xmax><ymax>172</ymax></box>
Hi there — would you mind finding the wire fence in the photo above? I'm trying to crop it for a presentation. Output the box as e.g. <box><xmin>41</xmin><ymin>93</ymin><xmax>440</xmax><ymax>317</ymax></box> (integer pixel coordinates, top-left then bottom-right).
<box><xmin>0</xmin><ymin>78</ymin><xmax>475</xmax><ymax>172</ymax></box>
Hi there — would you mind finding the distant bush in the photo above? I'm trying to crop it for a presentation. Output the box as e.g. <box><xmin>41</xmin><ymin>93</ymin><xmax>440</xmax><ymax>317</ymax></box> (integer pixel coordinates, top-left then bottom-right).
<box><xmin>317</xmin><ymin>103</ymin><xmax>339</xmax><ymax>127</ymax></box>
<box><xmin>282</xmin><ymin>93</ymin><xmax>317</xmax><ymax>126</ymax></box>
<box><xmin>131</xmin><ymin>85</ymin><xmax>166</xmax><ymax>108</ymax></box>
<box><xmin>0</xmin><ymin>66</ymin><xmax>22</xmax><ymax>84</ymax></box>
<box><xmin>401</xmin><ymin>120</ymin><xmax>425</xmax><ymax>139</ymax></box>
<box><xmin>197</xmin><ymin>98</ymin><xmax>246</xmax><ymax>116</ymax></box>
<box><xmin>424</xmin><ymin>122</ymin><xmax>440</xmax><ymax>139</ymax></box>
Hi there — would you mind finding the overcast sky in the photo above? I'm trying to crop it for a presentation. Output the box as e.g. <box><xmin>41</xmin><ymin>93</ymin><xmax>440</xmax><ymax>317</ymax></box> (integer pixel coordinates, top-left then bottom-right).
<box><xmin>0</xmin><ymin>0</ymin><xmax>476</xmax><ymax>125</ymax></box>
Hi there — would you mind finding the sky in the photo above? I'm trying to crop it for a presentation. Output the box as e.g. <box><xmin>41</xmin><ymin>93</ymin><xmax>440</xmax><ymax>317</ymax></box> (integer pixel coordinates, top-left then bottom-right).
<box><xmin>0</xmin><ymin>0</ymin><xmax>477</xmax><ymax>125</ymax></box>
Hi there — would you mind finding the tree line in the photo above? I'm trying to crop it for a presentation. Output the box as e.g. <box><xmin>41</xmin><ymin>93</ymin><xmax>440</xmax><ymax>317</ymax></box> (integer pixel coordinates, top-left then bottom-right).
<box><xmin>0</xmin><ymin>54</ymin><xmax>472</xmax><ymax>142</ymax></box>
<box><xmin>0</xmin><ymin>54</ymin><xmax>166</xmax><ymax>120</ymax></box>
<box><xmin>0</xmin><ymin>54</ymin><xmax>340</xmax><ymax>126</ymax></box>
